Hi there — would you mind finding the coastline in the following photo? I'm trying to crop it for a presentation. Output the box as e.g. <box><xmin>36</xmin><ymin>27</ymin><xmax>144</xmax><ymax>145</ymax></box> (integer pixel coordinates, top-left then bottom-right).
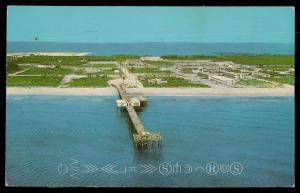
<box><xmin>7</xmin><ymin>52</ymin><xmax>90</xmax><ymax>56</ymax></box>
<box><xmin>6</xmin><ymin>86</ymin><xmax>294</xmax><ymax>96</ymax></box>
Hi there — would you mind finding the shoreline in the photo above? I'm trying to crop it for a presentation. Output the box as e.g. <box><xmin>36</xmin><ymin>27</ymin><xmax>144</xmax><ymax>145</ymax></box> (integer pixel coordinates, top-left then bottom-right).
<box><xmin>6</xmin><ymin>87</ymin><xmax>294</xmax><ymax>97</ymax></box>
<box><xmin>7</xmin><ymin>52</ymin><xmax>90</xmax><ymax>56</ymax></box>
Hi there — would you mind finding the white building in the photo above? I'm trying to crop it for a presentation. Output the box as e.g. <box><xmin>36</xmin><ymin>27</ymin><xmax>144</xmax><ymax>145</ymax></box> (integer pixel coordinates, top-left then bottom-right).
<box><xmin>140</xmin><ymin>56</ymin><xmax>163</xmax><ymax>61</ymax></box>
<box><xmin>116</xmin><ymin>98</ymin><xmax>140</xmax><ymax>107</ymax></box>
<box><xmin>130</xmin><ymin>98</ymin><xmax>140</xmax><ymax>107</ymax></box>
<box><xmin>116</xmin><ymin>99</ymin><xmax>128</xmax><ymax>107</ymax></box>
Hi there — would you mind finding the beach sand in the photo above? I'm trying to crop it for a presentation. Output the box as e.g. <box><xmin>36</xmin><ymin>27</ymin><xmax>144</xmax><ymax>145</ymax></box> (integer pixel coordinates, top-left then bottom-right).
<box><xmin>6</xmin><ymin>86</ymin><xmax>294</xmax><ymax>96</ymax></box>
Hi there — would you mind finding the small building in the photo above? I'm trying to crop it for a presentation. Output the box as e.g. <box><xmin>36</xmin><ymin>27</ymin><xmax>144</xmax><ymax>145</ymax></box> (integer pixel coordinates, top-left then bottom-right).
<box><xmin>116</xmin><ymin>99</ymin><xmax>128</xmax><ymax>107</ymax></box>
<box><xmin>288</xmin><ymin>68</ymin><xmax>295</xmax><ymax>72</ymax></box>
<box><xmin>158</xmin><ymin>80</ymin><xmax>167</xmax><ymax>85</ymax></box>
<box><xmin>278</xmin><ymin>71</ymin><xmax>290</xmax><ymax>75</ymax></box>
<box><xmin>130</xmin><ymin>98</ymin><xmax>140</xmax><ymax>107</ymax></box>
<box><xmin>114</xmin><ymin>69</ymin><xmax>120</xmax><ymax>74</ymax></box>
<box><xmin>140</xmin><ymin>56</ymin><xmax>163</xmax><ymax>61</ymax></box>
<box><xmin>288</xmin><ymin>68</ymin><xmax>295</xmax><ymax>75</ymax></box>
<box><xmin>147</xmin><ymin>79</ymin><xmax>156</xmax><ymax>85</ymax></box>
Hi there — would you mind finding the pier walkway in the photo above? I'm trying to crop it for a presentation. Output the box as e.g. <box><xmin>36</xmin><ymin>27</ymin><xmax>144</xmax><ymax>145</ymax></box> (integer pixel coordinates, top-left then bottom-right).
<box><xmin>111</xmin><ymin>79</ymin><xmax>162</xmax><ymax>149</ymax></box>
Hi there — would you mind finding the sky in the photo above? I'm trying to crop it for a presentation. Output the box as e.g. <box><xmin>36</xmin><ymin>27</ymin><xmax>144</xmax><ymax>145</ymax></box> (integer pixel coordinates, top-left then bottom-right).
<box><xmin>7</xmin><ymin>6</ymin><xmax>295</xmax><ymax>44</ymax></box>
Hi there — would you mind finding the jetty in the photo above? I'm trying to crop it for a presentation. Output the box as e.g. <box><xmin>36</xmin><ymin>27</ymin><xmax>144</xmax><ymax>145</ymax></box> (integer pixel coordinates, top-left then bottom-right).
<box><xmin>111</xmin><ymin>78</ymin><xmax>162</xmax><ymax>149</ymax></box>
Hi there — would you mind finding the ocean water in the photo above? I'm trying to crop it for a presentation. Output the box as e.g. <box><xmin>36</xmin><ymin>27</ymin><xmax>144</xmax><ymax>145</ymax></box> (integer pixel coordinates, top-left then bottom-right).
<box><xmin>7</xmin><ymin>42</ymin><xmax>294</xmax><ymax>56</ymax></box>
<box><xmin>6</xmin><ymin>96</ymin><xmax>294</xmax><ymax>187</ymax></box>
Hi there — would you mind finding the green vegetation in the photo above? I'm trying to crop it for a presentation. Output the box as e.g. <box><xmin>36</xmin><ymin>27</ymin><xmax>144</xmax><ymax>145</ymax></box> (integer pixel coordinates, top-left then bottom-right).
<box><xmin>86</xmin><ymin>55</ymin><xmax>139</xmax><ymax>61</ymax></box>
<box><xmin>7</xmin><ymin>56</ymin><xmax>84</xmax><ymax>66</ymax></box>
<box><xmin>162</xmin><ymin>54</ymin><xmax>294</xmax><ymax>66</ymax></box>
<box><xmin>8</xmin><ymin>54</ymin><xmax>294</xmax><ymax>67</ymax></box>
<box><xmin>76</xmin><ymin>68</ymin><xmax>116</xmax><ymax>75</ymax></box>
<box><xmin>84</xmin><ymin>63</ymin><xmax>117</xmax><ymax>68</ymax></box>
<box><xmin>141</xmin><ymin>77</ymin><xmax>209</xmax><ymax>88</ymax></box>
<box><xmin>237</xmin><ymin>79</ymin><xmax>275</xmax><ymax>88</ymax></box>
<box><xmin>67</xmin><ymin>77</ymin><xmax>112</xmax><ymax>87</ymax></box>
<box><xmin>181</xmin><ymin>68</ymin><xmax>194</xmax><ymax>73</ymax></box>
<box><xmin>95</xmin><ymin>68</ymin><xmax>116</xmax><ymax>75</ymax></box>
<box><xmin>260</xmin><ymin>65</ymin><xmax>294</xmax><ymax>72</ymax></box>
<box><xmin>19</xmin><ymin>67</ymin><xmax>74</xmax><ymax>75</ymax></box>
<box><xmin>7</xmin><ymin>55</ymin><xmax>139</xmax><ymax>67</ymax></box>
<box><xmin>7</xmin><ymin>58</ymin><xmax>21</xmax><ymax>73</ymax></box>
<box><xmin>7</xmin><ymin>76</ymin><xmax>63</xmax><ymax>87</ymax></box>
<box><xmin>6</xmin><ymin>54</ymin><xmax>294</xmax><ymax>87</ymax></box>
<box><xmin>129</xmin><ymin>67</ymin><xmax>160</xmax><ymax>74</ymax></box>
<box><xmin>265</xmin><ymin>75</ymin><xmax>294</xmax><ymax>85</ymax></box>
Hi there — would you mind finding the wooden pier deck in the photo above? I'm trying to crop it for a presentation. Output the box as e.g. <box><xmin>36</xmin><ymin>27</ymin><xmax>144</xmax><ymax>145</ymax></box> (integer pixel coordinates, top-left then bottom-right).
<box><xmin>112</xmin><ymin>81</ymin><xmax>162</xmax><ymax>149</ymax></box>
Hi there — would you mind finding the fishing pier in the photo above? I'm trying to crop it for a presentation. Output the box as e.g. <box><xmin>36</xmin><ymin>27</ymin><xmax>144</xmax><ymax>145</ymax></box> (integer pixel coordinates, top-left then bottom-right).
<box><xmin>111</xmin><ymin>80</ymin><xmax>162</xmax><ymax>149</ymax></box>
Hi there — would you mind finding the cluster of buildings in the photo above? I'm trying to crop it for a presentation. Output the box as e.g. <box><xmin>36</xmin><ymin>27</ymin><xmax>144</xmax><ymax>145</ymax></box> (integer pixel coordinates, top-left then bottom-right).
<box><xmin>184</xmin><ymin>61</ymin><xmax>245</xmax><ymax>85</ymax></box>
<box><xmin>180</xmin><ymin>61</ymin><xmax>273</xmax><ymax>85</ymax></box>
<box><xmin>124</xmin><ymin>57</ymin><xmax>294</xmax><ymax>87</ymax></box>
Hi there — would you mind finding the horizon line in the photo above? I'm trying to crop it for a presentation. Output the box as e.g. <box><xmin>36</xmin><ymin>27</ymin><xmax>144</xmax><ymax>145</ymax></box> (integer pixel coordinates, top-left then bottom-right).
<box><xmin>7</xmin><ymin>41</ymin><xmax>294</xmax><ymax>45</ymax></box>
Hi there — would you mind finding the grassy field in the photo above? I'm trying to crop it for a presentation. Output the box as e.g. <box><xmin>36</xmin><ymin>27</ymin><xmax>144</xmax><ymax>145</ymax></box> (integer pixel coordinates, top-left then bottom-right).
<box><xmin>261</xmin><ymin>65</ymin><xmax>294</xmax><ymax>72</ymax></box>
<box><xmin>84</xmin><ymin>63</ymin><xmax>117</xmax><ymax>68</ymax></box>
<box><xmin>129</xmin><ymin>67</ymin><xmax>161</xmax><ymax>74</ymax></box>
<box><xmin>19</xmin><ymin>67</ymin><xmax>74</xmax><ymax>75</ymax></box>
<box><xmin>236</xmin><ymin>79</ymin><xmax>276</xmax><ymax>88</ymax></box>
<box><xmin>66</xmin><ymin>77</ymin><xmax>112</xmax><ymax>87</ymax></box>
<box><xmin>7</xmin><ymin>58</ymin><xmax>21</xmax><ymax>73</ymax></box>
<box><xmin>94</xmin><ymin>69</ymin><xmax>116</xmax><ymax>75</ymax></box>
<box><xmin>7</xmin><ymin>54</ymin><xmax>294</xmax><ymax>72</ymax></box>
<box><xmin>265</xmin><ymin>75</ymin><xmax>294</xmax><ymax>85</ymax></box>
<box><xmin>141</xmin><ymin>77</ymin><xmax>209</xmax><ymax>88</ymax></box>
<box><xmin>76</xmin><ymin>68</ymin><xmax>116</xmax><ymax>75</ymax></box>
<box><xmin>7</xmin><ymin>76</ymin><xmax>63</xmax><ymax>87</ymax></box>
<box><xmin>7</xmin><ymin>55</ymin><xmax>139</xmax><ymax>66</ymax></box>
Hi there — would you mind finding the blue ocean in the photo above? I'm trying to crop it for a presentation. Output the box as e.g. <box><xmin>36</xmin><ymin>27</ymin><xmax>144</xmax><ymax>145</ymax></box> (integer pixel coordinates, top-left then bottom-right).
<box><xmin>6</xmin><ymin>95</ymin><xmax>294</xmax><ymax>187</ymax></box>
<box><xmin>7</xmin><ymin>42</ymin><xmax>294</xmax><ymax>56</ymax></box>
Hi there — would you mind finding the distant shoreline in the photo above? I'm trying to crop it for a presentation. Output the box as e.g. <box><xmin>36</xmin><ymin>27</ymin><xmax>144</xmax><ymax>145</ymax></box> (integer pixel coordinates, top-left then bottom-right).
<box><xmin>7</xmin><ymin>42</ymin><xmax>294</xmax><ymax>56</ymax></box>
<box><xmin>6</xmin><ymin>87</ymin><xmax>294</xmax><ymax>97</ymax></box>
<box><xmin>7</xmin><ymin>52</ymin><xmax>90</xmax><ymax>56</ymax></box>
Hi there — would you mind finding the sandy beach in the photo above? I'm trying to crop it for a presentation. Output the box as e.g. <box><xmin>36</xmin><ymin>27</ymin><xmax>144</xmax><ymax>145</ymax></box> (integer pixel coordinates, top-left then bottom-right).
<box><xmin>6</xmin><ymin>86</ymin><xmax>294</xmax><ymax>96</ymax></box>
